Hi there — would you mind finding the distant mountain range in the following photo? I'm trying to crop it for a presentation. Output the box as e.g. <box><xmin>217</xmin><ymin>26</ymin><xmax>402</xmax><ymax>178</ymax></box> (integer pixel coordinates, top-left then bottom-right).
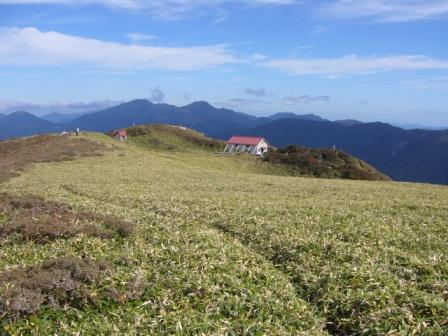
<box><xmin>391</xmin><ymin>123</ymin><xmax>448</xmax><ymax>131</ymax></box>
<box><xmin>40</xmin><ymin>111</ymin><xmax>90</xmax><ymax>124</ymax></box>
<box><xmin>1</xmin><ymin>99</ymin><xmax>447</xmax><ymax>185</ymax></box>
<box><xmin>64</xmin><ymin>100</ymin><xmax>258</xmax><ymax>135</ymax></box>
<box><xmin>219</xmin><ymin>119</ymin><xmax>448</xmax><ymax>185</ymax></box>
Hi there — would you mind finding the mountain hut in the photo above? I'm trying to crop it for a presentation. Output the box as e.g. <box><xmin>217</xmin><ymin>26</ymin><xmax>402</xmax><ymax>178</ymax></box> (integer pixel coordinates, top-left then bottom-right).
<box><xmin>223</xmin><ymin>136</ymin><xmax>269</xmax><ymax>155</ymax></box>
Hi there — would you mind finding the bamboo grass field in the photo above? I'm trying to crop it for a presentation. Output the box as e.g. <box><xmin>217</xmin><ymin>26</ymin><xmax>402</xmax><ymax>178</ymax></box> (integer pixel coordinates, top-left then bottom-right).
<box><xmin>1</xmin><ymin>130</ymin><xmax>448</xmax><ymax>335</ymax></box>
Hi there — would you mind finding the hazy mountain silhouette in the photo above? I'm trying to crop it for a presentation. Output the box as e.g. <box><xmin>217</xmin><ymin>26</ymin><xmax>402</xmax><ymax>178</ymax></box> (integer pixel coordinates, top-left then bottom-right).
<box><xmin>40</xmin><ymin>111</ymin><xmax>90</xmax><ymax>124</ymax></box>
<box><xmin>266</xmin><ymin>112</ymin><xmax>325</xmax><ymax>122</ymax></box>
<box><xmin>64</xmin><ymin>100</ymin><xmax>260</xmax><ymax>135</ymax></box>
<box><xmin>335</xmin><ymin>119</ymin><xmax>363</xmax><ymax>126</ymax></box>
<box><xmin>0</xmin><ymin>111</ymin><xmax>59</xmax><ymax>140</ymax></box>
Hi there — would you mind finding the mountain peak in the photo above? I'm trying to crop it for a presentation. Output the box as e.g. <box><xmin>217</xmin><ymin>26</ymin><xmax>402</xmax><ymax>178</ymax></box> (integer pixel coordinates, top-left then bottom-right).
<box><xmin>185</xmin><ymin>101</ymin><xmax>214</xmax><ymax>109</ymax></box>
<box><xmin>126</xmin><ymin>99</ymin><xmax>152</xmax><ymax>105</ymax></box>
<box><xmin>9</xmin><ymin>110</ymin><xmax>34</xmax><ymax>117</ymax></box>
<box><xmin>0</xmin><ymin>110</ymin><xmax>58</xmax><ymax>140</ymax></box>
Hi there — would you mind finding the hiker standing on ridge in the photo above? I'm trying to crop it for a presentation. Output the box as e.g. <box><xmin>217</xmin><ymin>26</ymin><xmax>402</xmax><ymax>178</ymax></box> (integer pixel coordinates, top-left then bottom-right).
<box><xmin>75</xmin><ymin>128</ymin><xmax>80</xmax><ymax>136</ymax></box>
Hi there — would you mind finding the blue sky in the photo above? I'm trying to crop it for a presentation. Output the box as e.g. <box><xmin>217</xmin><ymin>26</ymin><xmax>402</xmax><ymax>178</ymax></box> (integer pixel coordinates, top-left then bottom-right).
<box><xmin>1</xmin><ymin>0</ymin><xmax>448</xmax><ymax>126</ymax></box>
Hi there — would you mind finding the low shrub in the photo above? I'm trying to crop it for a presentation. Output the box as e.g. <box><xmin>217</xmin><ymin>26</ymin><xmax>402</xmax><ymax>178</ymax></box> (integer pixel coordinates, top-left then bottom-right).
<box><xmin>0</xmin><ymin>193</ymin><xmax>134</xmax><ymax>243</ymax></box>
<box><xmin>265</xmin><ymin>145</ymin><xmax>390</xmax><ymax>181</ymax></box>
<box><xmin>0</xmin><ymin>257</ymin><xmax>109</xmax><ymax>317</ymax></box>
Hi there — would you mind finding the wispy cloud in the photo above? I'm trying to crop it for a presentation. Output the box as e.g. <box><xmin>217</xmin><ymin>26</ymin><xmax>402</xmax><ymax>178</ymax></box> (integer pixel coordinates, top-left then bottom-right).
<box><xmin>245</xmin><ymin>87</ymin><xmax>267</xmax><ymax>97</ymax></box>
<box><xmin>79</xmin><ymin>70</ymin><xmax>137</xmax><ymax>75</ymax></box>
<box><xmin>402</xmin><ymin>76</ymin><xmax>448</xmax><ymax>90</ymax></box>
<box><xmin>127</xmin><ymin>33</ymin><xmax>157</xmax><ymax>42</ymax></box>
<box><xmin>0</xmin><ymin>98</ymin><xmax>120</xmax><ymax>114</ymax></box>
<box><xmin>214</xmin><ymin>97</ymin><xmax>268</xmax><ymax>108</ymax></box>
<box><xmin>312</xmin><ymin>25</ymin><xmax>331</xmax><ymax>34</ymax></box>
<box><xmin>0</xmin><ymin>0</ymin><xmax>299</xmax><ymax>19</ymax></box>
<box><xmin>0</xmin><ymin>27</ymin><xmax>239</xmax><ymax>70</ymax></box>
<box><xmin>182</xmin><ymin>92</ymin><xmax>192</xmax><ymax>102</ymax></box>
<box><xmin>319</xmin><ymin>0</ymin><xmax>448</xmax><ymax>22</ymax></box>
<box><xmin>262</xmin><ymin>54</ymin><xmax>448</xmax><ymax>77</ymax></box>
<box><xmin>252</xmin><ymin>53</ymin><xmax>268</xmax><ymax>60</ymax></box>
<box><xmin>229</xmin><ymin>97</ymin><xmax>268</xmax><ymax>105</ymax></box>
<box><xmin>148</xmin><ymin>87</ymin><xmax>165</xmax><ymax>102</ymax></box>
<box><xmin>283</xmin><ymin>95</ymin><xmax>330</xmax><ymax>104</ymax></box>
<box><xmin>0</xmin><ymin>72</ymin><xmax>38</xmax><ymax>77</ymax></box>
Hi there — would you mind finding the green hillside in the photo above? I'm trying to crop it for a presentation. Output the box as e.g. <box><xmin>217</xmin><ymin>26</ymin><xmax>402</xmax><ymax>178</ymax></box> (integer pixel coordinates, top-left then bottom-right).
<box><xmin>122</xmin><ymin>124</ymin><xmax>225</xmax><ymax>152</ymax></box>
<box><xmin>116</xmin><ymin>124</ymin><xmax>390</xmax><ymax>181</ymax></box>
<box><xmin>1</xmin><ymin>131</ymin><xmax>447</xmax><ymax>335</ymax></box>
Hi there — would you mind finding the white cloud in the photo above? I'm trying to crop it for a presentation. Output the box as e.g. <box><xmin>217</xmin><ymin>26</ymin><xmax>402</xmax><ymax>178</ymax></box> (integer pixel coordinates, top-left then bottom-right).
<box><xmin>319</xmin><ymin>0</ymin><xmax>448</xmax><ymax>22</ymax></box>
<box><xmin>0</xmin><ymin>0</ymin><xmax>297</xmax><ymax>5</ymax></box>
<box><xmin>127</xmin><ymin>33</ymin><xmax>157</xmax><ymax>42</ymax></box>
<box><xmin>0</xmin><ymin>0</ymin><xmax>298</xmax><ymax>19</ymax></box>
<box><xmin>251</xmin><ymin>53</ymin><xmax>268</xmax><ymax>61</ymax></box>
<box><xmin>0</xmin><ymin>27</ymin><xmax>239</xmax><ymax>70</ymax></box>
<box><xmin>262</xmin><ymin>54</ymin><xmax>448</xmax><ymax>77</ymax></box>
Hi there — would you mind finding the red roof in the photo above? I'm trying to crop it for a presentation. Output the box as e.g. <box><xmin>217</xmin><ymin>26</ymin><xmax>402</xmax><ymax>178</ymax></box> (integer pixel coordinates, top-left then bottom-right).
<box><xmin>227</xmin><ymin>136</ymin><xmax>264</xmax><ymax>145</ymax></box>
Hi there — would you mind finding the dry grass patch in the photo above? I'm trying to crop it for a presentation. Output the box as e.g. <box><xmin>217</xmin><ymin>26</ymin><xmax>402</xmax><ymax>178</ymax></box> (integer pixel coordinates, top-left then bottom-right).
<box><xmin>0</xmin><ymin>134</ymin><xmax>109</xmax><ymax>183</ymax></box>
<box><xmin>0</xmin><ymin>193</ymin><xmax>134</xmax><ymax>244</ymax></box>
<box><xmin>0</xmin><ymin>258</ymin><xmax>148</xmax><ymax>319</ymax></box>
<box><xmin>0</xmin><ymin>257</ymin><xmax>110</xmax><ymax>317</ymax></box>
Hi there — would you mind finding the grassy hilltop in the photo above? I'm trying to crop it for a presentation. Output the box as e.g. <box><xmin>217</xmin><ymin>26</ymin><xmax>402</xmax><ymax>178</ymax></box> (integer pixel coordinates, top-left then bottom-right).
<box><xmin>0</xmin><ymin>127</ymin><xmax>447</xmax><ymax>335</ymax></box>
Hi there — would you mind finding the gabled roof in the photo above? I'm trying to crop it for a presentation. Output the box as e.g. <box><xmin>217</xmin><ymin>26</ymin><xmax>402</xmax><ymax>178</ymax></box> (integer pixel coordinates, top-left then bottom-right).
<box><xmin>227</xmin><ymin>136</ymin><xmax>264</xmax><ymax>146</ymax></box>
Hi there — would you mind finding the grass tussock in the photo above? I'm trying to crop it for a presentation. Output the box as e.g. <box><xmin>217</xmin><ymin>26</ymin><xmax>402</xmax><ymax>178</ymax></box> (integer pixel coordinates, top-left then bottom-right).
<box><xmin>0</xmin><ymin>193</ymin><xmax>134</xmax><ymax>244</ymax></box>
<box><xmin>0</xmin><ymin>134</ymin><xmax>109</xmax><ymax>183</ymax></box>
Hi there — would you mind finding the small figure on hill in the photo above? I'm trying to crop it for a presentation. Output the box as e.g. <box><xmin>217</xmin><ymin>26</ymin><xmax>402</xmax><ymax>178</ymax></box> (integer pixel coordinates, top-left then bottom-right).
<box><xmin>118</xmin><ymin>129</ymin><xmax>128</xmax><ymax>143</ymax></box>
<box><xmin>75</xmin><ymin>128</ymin><xmax>80</xmax><ymax>136</ymax></box>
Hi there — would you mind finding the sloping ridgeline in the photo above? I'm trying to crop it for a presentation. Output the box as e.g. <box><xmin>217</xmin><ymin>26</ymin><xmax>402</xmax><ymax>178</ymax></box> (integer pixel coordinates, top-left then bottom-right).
<box><xmin>121</xmin><ymin>124</ymin><xmax>388</xmax><ymax>181</ymax></box>
<box><xmin>226</xmin><ymin>119</ymin><xmax>448</xmax><ymax>185</ymax></box>
<box><xmin>123</xmin><ymin>124</ymin><xmax>225</xmax><ymax>152</ymax></box>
